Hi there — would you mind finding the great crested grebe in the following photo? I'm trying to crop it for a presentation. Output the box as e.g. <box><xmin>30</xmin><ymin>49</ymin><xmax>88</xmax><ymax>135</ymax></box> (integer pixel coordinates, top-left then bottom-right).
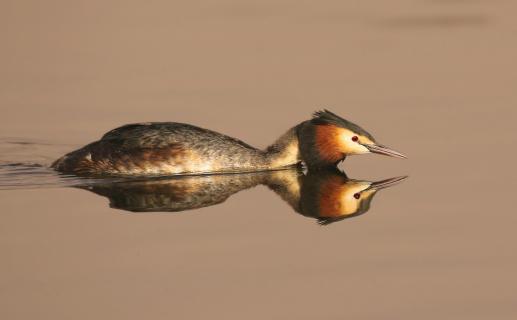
<box><xmin>52</xmin><ymin>110</ymin><xmax>406</xmax><ymax>176</ymax></box>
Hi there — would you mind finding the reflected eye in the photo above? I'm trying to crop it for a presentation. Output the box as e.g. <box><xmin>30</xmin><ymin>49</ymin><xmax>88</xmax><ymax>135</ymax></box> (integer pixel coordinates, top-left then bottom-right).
<box><xmin>353</xmin><ymin>193</ymin><xmax>361</xmax><ymax>199</ymax></box>
<box><xmin>351</xmin><ymin>136</ymin><xmax>359</xmax><ymax>142</ymax></box>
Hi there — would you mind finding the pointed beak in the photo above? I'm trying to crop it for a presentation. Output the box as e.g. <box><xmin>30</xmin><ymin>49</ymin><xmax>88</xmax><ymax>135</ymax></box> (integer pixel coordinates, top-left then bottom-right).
<box><xmin>368</xmin><ymin>176</ymin><xmax>408</xmax><ymax>191</ymax></box>
<box><xmin>364</xmin><ymin>144</ymin><xmax>407</xmax><ymax>159</ymax></box>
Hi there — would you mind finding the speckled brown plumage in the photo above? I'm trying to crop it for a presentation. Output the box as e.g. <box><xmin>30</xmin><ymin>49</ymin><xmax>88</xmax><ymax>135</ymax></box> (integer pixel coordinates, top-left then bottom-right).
<box><xmin>52</xmin><ymin>110</ymin><xmax>398</xmax><ymax>176</ymax></box>
<box><xmin>53</xmin><ymin>122</ymin><xmax>300</xmax><ymax>176</ymax></box>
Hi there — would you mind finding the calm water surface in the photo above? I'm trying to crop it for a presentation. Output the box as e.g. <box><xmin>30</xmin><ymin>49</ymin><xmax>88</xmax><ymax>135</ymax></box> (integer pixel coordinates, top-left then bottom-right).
<box><xmin>0</xmin><ymin>140</ymin><xmax>408</xmax><ymax>223</ymax></box>
<box><xmin>2</xmin><ymin>1</ymin><xmax>517</xmax><ymax>319</ymax></box>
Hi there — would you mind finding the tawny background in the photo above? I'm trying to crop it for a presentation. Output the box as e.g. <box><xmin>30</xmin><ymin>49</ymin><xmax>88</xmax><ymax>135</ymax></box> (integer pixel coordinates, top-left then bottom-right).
<box><xmin>1</xmin><ymin>1</ymin><xmax>516</xmax><ymax>319</ymax></box>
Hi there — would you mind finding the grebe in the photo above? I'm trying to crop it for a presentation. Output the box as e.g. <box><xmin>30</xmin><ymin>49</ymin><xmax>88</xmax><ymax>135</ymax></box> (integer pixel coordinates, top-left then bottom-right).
<box><xmin>52</xmin><ymin>110</ymin><xmax>406</xmax><ymax>176</ymax></box>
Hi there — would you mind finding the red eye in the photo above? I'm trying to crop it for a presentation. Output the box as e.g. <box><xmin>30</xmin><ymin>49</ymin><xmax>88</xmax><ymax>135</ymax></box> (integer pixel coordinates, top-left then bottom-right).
<box><xmin>351</xmin><ymin>136</ymin><xmax>359</xmax><ymax>142</ymax></box>
<box><xmin>353</xmin><ymin>193</ymin><xmax>360</xmax><ymax>199</ymax></box>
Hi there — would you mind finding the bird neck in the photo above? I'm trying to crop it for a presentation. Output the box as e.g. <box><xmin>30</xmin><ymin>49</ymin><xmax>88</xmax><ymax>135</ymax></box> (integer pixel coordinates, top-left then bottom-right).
<box><xmin>264</xmin><ymin>126</ymin><xmax>301</xmax><ymax>169</ymax></box>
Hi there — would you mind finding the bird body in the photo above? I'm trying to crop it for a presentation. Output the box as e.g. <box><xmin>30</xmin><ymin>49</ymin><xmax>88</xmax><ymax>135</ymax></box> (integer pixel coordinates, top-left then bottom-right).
<box><xmin>52</xmin><ymin>110</ymin><xmax>405</xmax><ymax>176</ymax></box>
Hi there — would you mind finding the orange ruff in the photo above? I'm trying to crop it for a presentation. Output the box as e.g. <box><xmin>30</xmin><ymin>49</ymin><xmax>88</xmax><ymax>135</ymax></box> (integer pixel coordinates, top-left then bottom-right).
<box><xmin>315</xmin><ymin>125</ymin><xmax>345</xmax><ymax>164</ymax></box>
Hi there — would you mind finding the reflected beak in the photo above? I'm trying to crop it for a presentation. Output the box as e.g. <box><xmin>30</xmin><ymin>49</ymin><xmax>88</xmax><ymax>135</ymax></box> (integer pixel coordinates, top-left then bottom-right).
<box><xmin>365</xmin><ymin>144</ymin><xmax>407</xmax><ymax>159</ymax></box>
<box><xmin>368</xmin><ymin>176</ymin><xmax>408</xmax><ymax>191</ymax></box>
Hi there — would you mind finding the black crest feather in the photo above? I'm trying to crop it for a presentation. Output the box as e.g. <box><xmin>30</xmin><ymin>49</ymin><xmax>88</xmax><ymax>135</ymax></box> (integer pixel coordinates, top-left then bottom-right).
<box><xmin>311</xmin><ymin>109</ymin><xmax>376</xmax><ymax>142</ymax></box>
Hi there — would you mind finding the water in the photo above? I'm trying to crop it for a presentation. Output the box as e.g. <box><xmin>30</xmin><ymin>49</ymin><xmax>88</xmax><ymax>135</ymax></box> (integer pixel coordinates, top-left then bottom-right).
<box><xmin>2</xmin><ymin>1</ymin><xmax>517</xmax><ymax>319</ymax></box>
<box><xmin>0</xmin><ymin>140</ymin><xmax>407</xmax><ymax>225</ymax></box>
<box><xmin>0</xmin><ymin>139</ymin><xmax>122</xmax><ymax>190</ymax></box>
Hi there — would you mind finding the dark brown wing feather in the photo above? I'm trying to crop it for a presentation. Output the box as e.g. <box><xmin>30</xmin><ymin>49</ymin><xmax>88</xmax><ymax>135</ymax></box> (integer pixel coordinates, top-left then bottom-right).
<box><xmin>52</xmin><ymin>122</ymin><xmax>264</xmax><ymax>175</ymax></box>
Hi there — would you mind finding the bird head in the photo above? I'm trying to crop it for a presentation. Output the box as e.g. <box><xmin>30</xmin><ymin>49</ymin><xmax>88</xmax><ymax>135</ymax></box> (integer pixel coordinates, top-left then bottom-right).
<box><xmin>297</xmin><ymin>110</ymin><xmax>406</xmax><ymax>168</ymax></box>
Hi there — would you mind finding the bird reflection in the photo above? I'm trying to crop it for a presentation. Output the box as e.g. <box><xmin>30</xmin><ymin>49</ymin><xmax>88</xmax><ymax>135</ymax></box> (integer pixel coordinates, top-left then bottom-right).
<box><xmin>79</xmin><ymin>168</ymin><xmax>406</xmax><ymax>225</ymax></box>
